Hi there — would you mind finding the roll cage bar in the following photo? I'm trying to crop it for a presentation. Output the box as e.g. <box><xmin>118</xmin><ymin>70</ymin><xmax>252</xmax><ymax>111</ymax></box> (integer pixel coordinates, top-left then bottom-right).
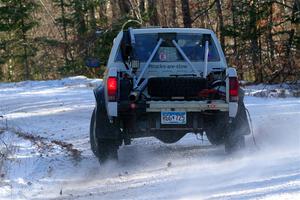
<box><xmin>121</xmin><ymin>29</ymin><xmax>211</xmax><ymax>91</ymax></box>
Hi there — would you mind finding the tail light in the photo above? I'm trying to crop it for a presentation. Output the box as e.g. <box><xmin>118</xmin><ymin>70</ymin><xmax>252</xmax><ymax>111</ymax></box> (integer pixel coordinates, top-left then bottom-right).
<box><xmin>107</xmin><ymin>77</ymin><xmax>118</xmax><ymax>101</ymax></box>
<box><xmin>229</xmin><ymin>77</ymin><xmax>239</xmax><ymax>102</ymax></box>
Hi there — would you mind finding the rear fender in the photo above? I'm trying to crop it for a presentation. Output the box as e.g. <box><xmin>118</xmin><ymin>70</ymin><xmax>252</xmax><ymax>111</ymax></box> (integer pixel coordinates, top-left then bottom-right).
<box><xmin>93</xmin><ymin>84</ymin><xmax>116</xmax><ymax>120</ymax></box>
<box><xmin>93</xmin><ymin>84</ymin><xmax>105</xmax><ymax>109</ymax></box>
<box><xmin>93</xmin><ymin>85</ymin><xmax>120</xmax><ymax>139</ymax></box>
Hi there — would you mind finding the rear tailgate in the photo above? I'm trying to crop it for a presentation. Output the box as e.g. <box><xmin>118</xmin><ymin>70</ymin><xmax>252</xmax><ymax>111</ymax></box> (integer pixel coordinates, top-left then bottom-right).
<box><xmin>146</xmin><ymin>100</ymin><xmax>228</xmax><ymax>112</ymax></box>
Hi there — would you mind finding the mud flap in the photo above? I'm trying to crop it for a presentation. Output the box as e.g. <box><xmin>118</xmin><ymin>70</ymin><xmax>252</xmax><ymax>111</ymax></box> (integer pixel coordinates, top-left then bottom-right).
<box><xmin>230</xmin><ymin>88</ymin><xmax>251</xmax><ymax>135</ymax></box>
<box><xmin>93</xmin><ymin>85</ymin><xmax>121</xmax><ymax>139</ymax></box>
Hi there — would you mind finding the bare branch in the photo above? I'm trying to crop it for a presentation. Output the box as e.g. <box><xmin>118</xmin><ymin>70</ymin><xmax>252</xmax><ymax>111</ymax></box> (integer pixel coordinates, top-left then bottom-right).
<box><xmin>191</xmin><ymin>0</ymin><xmax>217</xmax><ymax>24</ymax></box>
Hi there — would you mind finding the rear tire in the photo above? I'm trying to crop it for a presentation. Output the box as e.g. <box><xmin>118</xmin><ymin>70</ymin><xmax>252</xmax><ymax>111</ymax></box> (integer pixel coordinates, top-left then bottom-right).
<box><xmin>90</xmin><ymin>109</ymin><xmax>98</xmax><ymax>156</ymax></box>
<box><xmin>225</xmin><ymin>132</ymin><xmax>245</xmax><ymax>153</ymax></box>
<box><xmin>97</xmin><ymin>139</ymin><xmax>119</xmax><ymax>163</ymax></box>
<box><xmin>90</xmin><ymin>108</ymin><xmax>120</xmax><ymax>163</ymax></box>
<box><xmin>204</xmin><ymin>113</ymin><xmax>228</xmax><ymax>145</ymax></box>
<box><xmin>206</xmin><ymin>130</ymin><xmax>225</xmax><ymax>145</ymax></box>
<box><xmin>205</xmin><ymin>122</ymin><xmax>227</xmax><ymax>145</ymax></box>
<box><xmin>224</xmin><ymin>99</ymin><xmax>248</xmax><ymax>153</ymax></box>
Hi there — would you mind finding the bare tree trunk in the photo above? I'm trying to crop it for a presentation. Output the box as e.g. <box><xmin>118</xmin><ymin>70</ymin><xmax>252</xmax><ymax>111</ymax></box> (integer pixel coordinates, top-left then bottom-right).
<box><xmin>139</xmin><ymin>0</ymin><xmax>145</xmax><ymax>13</ymax></box>
<box><xmin>159</xmin><ymin>1</ymin><xmax>168</xmax><ymax>27</ymax></box>
<box><xmin>89</xmin><ymin>3</ymin><xmax>97</xmax><ymax>30</ymax></box>
<box><xmin>286</xmin><ymin>29</ymin><xmax>295</xmax><ymax>69</ymax></box>
<box><xmin>292</xmin><ymin>0</ymin><xmax>300</xmax><ymax>81</ymax></box>
<box><xmin>148</xmin><ymin>0</ymin><xmax>159</xmax><ymax>25</ymax></box>
<box><xmin>268</xmin><ymin>3</ymin><xmax>275</xmax><ymax>60</ymax></box>
<box><xmin>216</xmin><ymin>0</ymin><xmax>225</xmax><ymax>48</ymax></box>
<box><xmin>110</xmin><ymin>0</ymin><xmax>120</xmax><ymax>22</ymax></box>
<box><xmin>265</xmin><ymin>3</ymin><xmax>276</xmax><ymax>78</ymax></box>
<box><xmin>20</xmin><ymin>2</ymin><xmax>29</xmax><ymax>80</ymax></box>
<box><xmin>170</xmin><ymin>0</ymin><xmax>178</xmax><ymax>27</ymax></box>
<box><xmin>230</xmin><ymin>0</ymin><xmax>242</xmax><ymax>79</ymax></box>
<box><xmin>181</xmin><ymin>0</ymin><xmax>192</xmax><ymax>27</ymax></box>
<box><xmin>74</xmin><ymin>0</ymin><xmax>87</xmax><ymax>36</ymax></box>
<box><xmin>59</xmin><ymin>0</ymin><xmax>69</xmax><ymax>66</ymax></box>
<box><xmin>118</xmin><ymin>0</ymin><xmax>131</xmax><ymax>14</ymax></box>
<box><xmin>98</xmin><ymin>1</ymin><xmax>108</xmax><ymax>26</ymax></box>
<box><xmin>249</xmin><ymin>3</ymin><xmax>261</xmax><ymax>83</ymax></box>
<box><xmin>259</xmin><ymin>34</ymin><xmax>264</xmax><ymax>82</ymax></box>
<box><xmin>231</xmin><ymin>0</ymin><xmax>237</xmax><ymax>56</ymax></box>
<box><xmin>23</xmin><ymin>39</ymin><xmax>29</xmax><ymax>80</ymax></box>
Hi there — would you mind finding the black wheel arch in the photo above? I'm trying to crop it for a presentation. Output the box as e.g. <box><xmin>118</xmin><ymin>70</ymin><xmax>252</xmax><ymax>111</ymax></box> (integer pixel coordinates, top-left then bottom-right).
<box><xmin>231</xmin><ymin>87</ymin><xmax>251</xmax><ymax>136</ymax></box>
<box><xmin>92</xmin><ymin>84</ymin><xmax>121</xmax><ymax>139</ymax></box>
<box><xmin>93</xmin><ymin>84</ymin><xmax>105</xmax><ymax>107</ymax></box>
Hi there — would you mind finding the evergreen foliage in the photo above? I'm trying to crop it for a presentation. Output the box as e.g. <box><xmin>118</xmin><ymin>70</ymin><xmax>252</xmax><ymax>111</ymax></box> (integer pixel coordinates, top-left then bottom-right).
<box><xmin>0</xmin><ymin>0</ymin><xmax>38</xmax><ymax>81</ymax></box>
<box><xmin>0</xmin><ymin>0</ymin><xmax>298</xmax><ymax>83</ymax></box>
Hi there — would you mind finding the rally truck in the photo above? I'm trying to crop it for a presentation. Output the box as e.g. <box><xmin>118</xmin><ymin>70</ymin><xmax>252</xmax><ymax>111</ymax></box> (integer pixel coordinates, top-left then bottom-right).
<box><xmin>88</xmin><ymin>28</ymin><xmax>250</xmax><ymax>163</ymax></box>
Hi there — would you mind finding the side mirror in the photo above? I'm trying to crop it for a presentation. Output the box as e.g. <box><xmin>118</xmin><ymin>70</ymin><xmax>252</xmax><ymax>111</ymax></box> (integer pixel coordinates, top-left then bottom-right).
<box><xmin>85</xmin><ymin>58</ymin><xmax>101</xmax><ymax>68</ymax></box>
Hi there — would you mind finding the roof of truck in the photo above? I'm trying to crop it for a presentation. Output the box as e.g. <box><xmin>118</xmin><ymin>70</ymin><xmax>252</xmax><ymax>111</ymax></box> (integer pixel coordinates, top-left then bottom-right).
<box><xmin>131</xmin><ymin>28</ymin><xmax>214</xmax><ymax>34</ymax></box>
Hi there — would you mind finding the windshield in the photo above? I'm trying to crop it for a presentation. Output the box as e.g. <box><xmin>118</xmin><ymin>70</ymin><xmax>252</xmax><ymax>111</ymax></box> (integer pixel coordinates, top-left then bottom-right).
<box><xmin>116</xmin><ymin>33</ymin><xmax>220</xmax><ymax>62</ymax></box>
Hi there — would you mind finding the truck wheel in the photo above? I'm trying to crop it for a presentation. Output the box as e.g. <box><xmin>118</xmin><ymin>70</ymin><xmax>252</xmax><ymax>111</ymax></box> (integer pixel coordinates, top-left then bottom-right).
<box><xmin>97</xmin><ymin>139</ymin><xmax>119</xmax><ymax>163</ymax></box>
<box><xmin>204</xmin><ymin>114</ymin><xmax>228</xmax><ymax>145</ymax></box>
<box><xmin>205</xmin><ymin>129</ymin><xmax>225</xmax><ymax>145</ymax></box>
<box><xmin>225</xmin><ymin>132</ymin><xmax>245</xmax><ymax>153</ymax></box>
<box><xmin>205</xmin><ymin>121</ymin><xmax>227</xmax><ymax>145</ymax></box>
<box><xmin>90</xmin><ymin>108</ymin><xmax>120</xmax><ymax>163</ymax></box>
<box><xmin>90</xmin><ymin>109</ymin><xmax>98</xmax><ymax>156</ymax></box>
<box><xmin>224</xmin><ymin>100</ymin><xmax>248</xmax><ymax>153</ymax></box>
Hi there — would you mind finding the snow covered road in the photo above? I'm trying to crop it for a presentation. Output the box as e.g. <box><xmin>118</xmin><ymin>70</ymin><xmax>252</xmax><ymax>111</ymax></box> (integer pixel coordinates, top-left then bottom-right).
<box><xmin>0</xmin><ymin>77</ymin><xmax>299</xmax><ymax>200</ymax></box>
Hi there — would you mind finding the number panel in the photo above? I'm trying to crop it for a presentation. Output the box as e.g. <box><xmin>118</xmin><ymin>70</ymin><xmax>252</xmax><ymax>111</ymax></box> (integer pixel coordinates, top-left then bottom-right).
<box><xmin>161</xmin><ymin>111</ymin><xmax>187</xmax><ymax>124</ymax></box>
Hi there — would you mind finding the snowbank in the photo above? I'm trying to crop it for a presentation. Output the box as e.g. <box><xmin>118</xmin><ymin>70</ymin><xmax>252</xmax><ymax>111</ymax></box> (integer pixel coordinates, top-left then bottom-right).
<box><xmin>0</xmin><ymin>76</ymin><xmax>300</xmax><ymax>199</ymax></box>
<box><xmin>244</xmin><ymin>83</ymin><xmax>300</xmax><ymax>98</ymax></box>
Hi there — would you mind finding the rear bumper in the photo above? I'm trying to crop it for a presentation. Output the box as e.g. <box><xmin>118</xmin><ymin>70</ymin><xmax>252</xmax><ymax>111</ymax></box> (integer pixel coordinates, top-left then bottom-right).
<box><xmin>122</xmin><ymin>111</ymin><xmax>229</xmax><ymax>137</ymax></box>
<box><xmin>118</xmin><ymin>100</ymin><xmax>229</xmax><ymax>136</ymax></box>
<box><xmin>146</xmin><ymin>100</ymin><xmax>228</xmax><ymax>112</ymax></box>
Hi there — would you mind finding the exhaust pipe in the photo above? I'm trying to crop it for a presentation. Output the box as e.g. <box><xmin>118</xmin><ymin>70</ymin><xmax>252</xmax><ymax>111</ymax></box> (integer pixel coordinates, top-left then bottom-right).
<box><xmin>129</xmin><ymin>79</ymin><xmax>148</xmax><ymax>102</ymax></box>
<box><xmin>129</xmin><ymin>91</ymin><xmax>139</xmax><ymax>102</ymax></box>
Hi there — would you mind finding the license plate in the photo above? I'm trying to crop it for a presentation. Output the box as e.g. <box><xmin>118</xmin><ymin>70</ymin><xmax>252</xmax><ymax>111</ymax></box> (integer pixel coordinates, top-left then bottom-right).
<box><xmin>161</xmin><ymin>111</ymin><xmax>186</xmax><ymax>124</ymax></box>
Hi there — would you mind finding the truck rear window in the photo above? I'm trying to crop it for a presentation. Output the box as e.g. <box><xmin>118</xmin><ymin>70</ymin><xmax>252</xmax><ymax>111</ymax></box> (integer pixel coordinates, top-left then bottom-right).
<box><xmin>115</xmin><ymin>33</ymin><xmax>220</xmax><ymax>62</ymax></box>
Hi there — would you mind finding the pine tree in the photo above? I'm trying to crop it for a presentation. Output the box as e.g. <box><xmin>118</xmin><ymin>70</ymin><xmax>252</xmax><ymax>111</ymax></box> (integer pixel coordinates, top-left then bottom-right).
<box><xmin>0</xmin><ymin>0</ymin><xmax>38</xmax><ymax>81</ymax></box>
<box><xmin>52</xmin><ymin>0</ymin><xmax>72</xmax><ymax>67</ymax></box>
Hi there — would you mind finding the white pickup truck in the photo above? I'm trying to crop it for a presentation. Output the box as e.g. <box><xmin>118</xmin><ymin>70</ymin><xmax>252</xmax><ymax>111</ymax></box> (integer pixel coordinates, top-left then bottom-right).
<box><xmin>88</xmin><ymin>28</ymin><xmax>250</xmax><ymax>163</ymax></box>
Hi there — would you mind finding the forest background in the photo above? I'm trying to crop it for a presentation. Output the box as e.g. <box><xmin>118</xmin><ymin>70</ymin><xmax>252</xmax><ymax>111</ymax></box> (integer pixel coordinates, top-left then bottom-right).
<box><xmin>0</xmin><ymin>0</ymin><xmax>299</xmax><ymax>83</ymax></box>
